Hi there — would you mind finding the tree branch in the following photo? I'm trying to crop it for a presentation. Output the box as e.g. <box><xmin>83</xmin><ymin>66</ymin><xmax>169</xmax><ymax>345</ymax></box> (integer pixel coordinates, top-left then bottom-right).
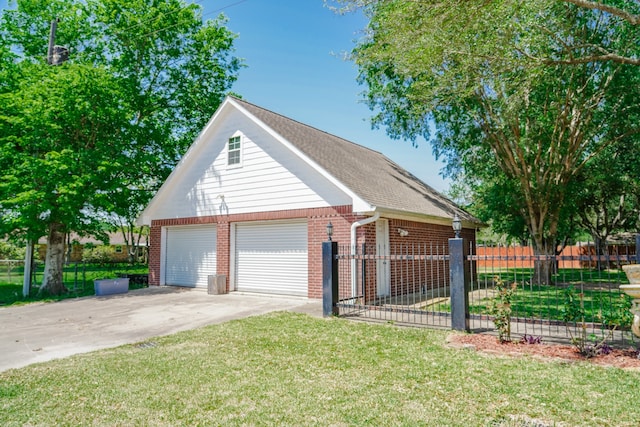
<box><xmin>562</xmin><ymin>0</ymin><xmax>640</xmax><ymax>25</ymax></box>
<box><xmin>543</xmin><ymin>53</ymin><xmax>640</xmax><ymax>66</ymax></box>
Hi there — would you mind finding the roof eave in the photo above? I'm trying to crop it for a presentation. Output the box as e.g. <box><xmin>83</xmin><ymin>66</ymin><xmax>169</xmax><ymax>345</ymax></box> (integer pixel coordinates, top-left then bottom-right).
<box><xmin>370</xmin><ymin>206</ymin><xmax>484</xmax><ymax>229</ymax></box>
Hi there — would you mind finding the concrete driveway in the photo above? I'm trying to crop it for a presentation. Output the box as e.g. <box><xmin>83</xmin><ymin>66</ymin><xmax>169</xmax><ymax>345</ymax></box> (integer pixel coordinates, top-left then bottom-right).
<box><xmin>0</xmin><ymin>286</ymin><xmax>322</xmax><ymax>372</ymax></box>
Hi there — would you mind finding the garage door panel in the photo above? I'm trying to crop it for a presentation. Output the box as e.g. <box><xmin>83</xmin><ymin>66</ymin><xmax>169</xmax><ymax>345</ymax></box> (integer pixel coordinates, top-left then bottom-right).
<box><xmin>235</xmin><ymin>222</ymin><xmax>307</xmax><ymax>296</ymax></box>
<box><xmin>165</xmin><ymin>226</ymin><xmax>216</xmax><ymax>288</ymax></box>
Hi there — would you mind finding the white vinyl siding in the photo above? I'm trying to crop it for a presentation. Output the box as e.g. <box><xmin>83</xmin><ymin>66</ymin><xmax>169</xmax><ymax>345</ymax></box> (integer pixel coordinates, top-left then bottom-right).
<box><xmin>165</xmin><ymin>226</ymin><xmax>217</xmax><ymax>288</ymax></box>
<box><xmin>234</xmin><ymin>221</ymin><xmax>308</xmax><ymax>296</ymax></box>
<box><xmin>144</xmin><ymin>108</ymin><xmax>351</xmax><ymax>220</ymax></box>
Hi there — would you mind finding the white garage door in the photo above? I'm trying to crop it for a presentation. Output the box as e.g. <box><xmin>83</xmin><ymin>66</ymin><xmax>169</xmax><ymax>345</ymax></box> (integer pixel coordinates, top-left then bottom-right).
<box><xmin>235</xmin><ymin>221</ymin><xmax>308</xmax><ymax>296</ymax></box>
<box><xmin>165</xmin><ymin>225</ymin><xmax>217</xmax><ymax>288</ymax></box>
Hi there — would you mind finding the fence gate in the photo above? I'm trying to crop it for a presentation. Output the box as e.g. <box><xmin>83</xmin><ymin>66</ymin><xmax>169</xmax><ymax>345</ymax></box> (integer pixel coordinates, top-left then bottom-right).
<box><xmin>326</xmin><ymin>242</ymin><xmax>452</xmax><ymax>328</ymax></box>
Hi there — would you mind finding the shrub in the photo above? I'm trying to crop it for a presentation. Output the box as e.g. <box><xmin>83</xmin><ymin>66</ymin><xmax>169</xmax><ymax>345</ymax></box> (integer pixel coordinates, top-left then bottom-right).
<box><xmin>82</xmin><ymin>246</ymin><xmax>114</xmax><ymax>265</ymax></box>
<box><xmin>487</xmin><ymin>277</ymin><xmax>517</xmax><ymax>343</ymax></box>
<box><xmin>0</xmin><ymin>241</ymin><xmax>25</xmax><ymax>260</ymax></box>
<box><xmin>561</xmin><ymin>286</ymin><xmax>619</xmax><ymax>358</ymax></box>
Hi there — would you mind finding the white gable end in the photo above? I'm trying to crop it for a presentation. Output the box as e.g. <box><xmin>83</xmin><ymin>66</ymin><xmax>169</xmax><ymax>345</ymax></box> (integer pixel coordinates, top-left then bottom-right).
<box><xmin>141</xmin><ymin>104</ymin><xmax>352</xmax><ymax>222</ymax></box>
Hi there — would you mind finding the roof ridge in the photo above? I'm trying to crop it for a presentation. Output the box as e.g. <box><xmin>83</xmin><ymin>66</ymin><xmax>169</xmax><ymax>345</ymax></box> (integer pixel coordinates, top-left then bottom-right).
<box><xmin>229</xmin><ymin>95</ymin><xmax>384</xmax><ymax>157</ymax></box>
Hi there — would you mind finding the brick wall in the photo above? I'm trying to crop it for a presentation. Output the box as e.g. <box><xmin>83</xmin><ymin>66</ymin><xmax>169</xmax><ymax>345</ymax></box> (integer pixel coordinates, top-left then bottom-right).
<box><xmin>358</xmin><ymin>220</ymin><xmax>475</xmax><ymax>302</ymax></box>
<box><xmin>148</xmin><ymin>206</ymin><xmax>476</xmax><ymax>300</ymax></box>
<box><xmin>149</xmin><ymin>205</ymin><xmax>355</xmax><ymax>294</ymax></box>
<box><xmin>148</xmin><ymin>225</ymin><xmax>162</xmax><ymax>286</ymax></box>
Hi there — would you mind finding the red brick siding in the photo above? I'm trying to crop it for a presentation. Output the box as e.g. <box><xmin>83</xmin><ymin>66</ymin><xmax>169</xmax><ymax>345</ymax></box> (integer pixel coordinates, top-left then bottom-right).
<box><xmin>357</xmin><ymin>220</ymin><xmax>476</xmax><ymax>302</ymax></box>
<box><xmin>149</xmin><ymin>205</ymin><xmax>356</xmax><ymax>296</ymax></box>
<box><xmin>148</xmin><ymin>225</ymin><xmax>162</xmax><ymax>286</ymax></box>
<box><xmin>148</xmin><ymin>206</ymin><xmax>476</xmax><ymax>300</ymax></box>
<box><xmin>216</xmin><ymin>221</ymin><xmax>231</xmax><ymax>292</ymax></box>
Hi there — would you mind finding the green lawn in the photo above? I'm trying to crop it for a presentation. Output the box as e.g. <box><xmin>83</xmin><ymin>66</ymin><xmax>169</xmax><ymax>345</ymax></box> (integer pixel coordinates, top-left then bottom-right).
<box><xmin>469</xmin><ymin>283</ymin><xmax>632</xmax><ymax>324</ymax></box>
<box><xmin>1</xmin><ymin>312</ymin><xmax>638</xmax><ymax>426</ymax></box>
<box><xmin>0</xmin><ymin>263</ymin><xmax>148</xmax><ymax>306</ymax></box>
<box><xmin>470</xmin><ymin>268</ymin><xmax>632</xmax><ymax>325</ymax></box>
<box><xmin>476</xmin><ymin>267</ymin><xmax>629</xmax><ymax>287</ymax></box>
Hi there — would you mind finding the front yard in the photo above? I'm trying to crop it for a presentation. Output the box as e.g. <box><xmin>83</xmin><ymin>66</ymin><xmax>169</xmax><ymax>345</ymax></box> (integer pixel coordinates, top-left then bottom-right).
<box><xmin>1</xmin><ymin>312</ymin><xmax>639</xmax><ymax>426</ymax></box>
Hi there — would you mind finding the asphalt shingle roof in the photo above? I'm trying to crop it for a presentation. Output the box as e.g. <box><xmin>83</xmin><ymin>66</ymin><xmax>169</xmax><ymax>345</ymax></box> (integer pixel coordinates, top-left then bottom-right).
<box><xmin>232</xmin><ymin>97</ymin><xmax>478</xmax><ymax>223</ymax></box>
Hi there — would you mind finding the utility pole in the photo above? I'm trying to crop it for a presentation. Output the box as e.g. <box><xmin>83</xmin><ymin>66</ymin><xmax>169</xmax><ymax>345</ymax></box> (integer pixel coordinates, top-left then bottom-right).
<box><xmin>23</xmin><ymin>18</ymin><xmax>70</xmax><ymax>297</ymax></box>
<box><xmin>47</xmin><ymin>18</ymin><xmax>69</xmax><ymax>66</ymax></box>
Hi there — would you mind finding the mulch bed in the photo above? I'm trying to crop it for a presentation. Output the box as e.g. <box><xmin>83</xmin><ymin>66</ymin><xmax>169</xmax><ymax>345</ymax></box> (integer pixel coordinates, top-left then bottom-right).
<box><xmin>447</xmin><ymin>333</ymin><xmax>640</xmax><ymax>370</ymax></box>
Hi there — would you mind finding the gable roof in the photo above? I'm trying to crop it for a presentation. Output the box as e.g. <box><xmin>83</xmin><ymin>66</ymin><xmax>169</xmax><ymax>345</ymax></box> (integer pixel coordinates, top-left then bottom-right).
<box><xmin>140</xmin><ymin>96</ymin><xmax>480</xmax><ymax>226</ymax></box>
<box><xmin>229</xmin><ymin>97</ymin><xmax>478</xmax><ymax>225</ymax></box>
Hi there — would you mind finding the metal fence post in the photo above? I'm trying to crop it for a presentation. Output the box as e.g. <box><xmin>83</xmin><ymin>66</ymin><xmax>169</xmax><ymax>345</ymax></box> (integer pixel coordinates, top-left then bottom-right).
<box><xmin>636</xmin><ymin>234</ymin><xmax>640</xmax><ymax>264</ymax></box>
<box><xmin>322</xmin><ymin>241</ymin><xmax>339</xmax><ymax>317</ymax></box>
<box><xmin>449</xmin><ymin>237</ymin><xmax>470</xmax><ymax>331</ymax></box>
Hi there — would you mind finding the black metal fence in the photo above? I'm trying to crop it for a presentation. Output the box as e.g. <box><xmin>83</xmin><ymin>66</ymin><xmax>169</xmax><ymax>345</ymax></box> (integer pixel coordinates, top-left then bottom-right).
<box><xmin>323</xmin><ymin>241</ymin><xmax>453</xmax><ymax>328</ymax></box>
<box><xmin>323</xmin><ymin>237</ymin><xmax>639</xmax><ymax>344</ymax></box>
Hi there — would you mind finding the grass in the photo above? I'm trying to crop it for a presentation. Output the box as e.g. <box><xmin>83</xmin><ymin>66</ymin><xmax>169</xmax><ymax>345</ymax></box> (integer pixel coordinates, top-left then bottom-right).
<box><xmin>469</xmin><ymin>283</ymin><xmax>632</xmax><ymax>323</ymax></box>
<box><xmin>0</xmin><ymin>263</ymin><xmax>148</xmax><ymax>306</ymax></box>
<box><xmin>469</xmin><ymin>268</ymin><xmax>632</xmax><ymax>325</ymax></box>
<box><xmin>1</xmin><ymin>312</ymin><xmax>639</xmax><ymax>426</ymax></box>
<box><xmin>476</xmin><ymin>267</ymin><xmax>629</xmax><ymax>287</ymax></box>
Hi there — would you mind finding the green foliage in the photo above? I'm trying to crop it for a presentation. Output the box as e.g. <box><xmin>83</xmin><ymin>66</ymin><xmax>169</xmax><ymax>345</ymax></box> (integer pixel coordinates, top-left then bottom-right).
<box><xmin>0</xmin><ymin>241</ymin><xmax>25</xmax><ymax>260</ymax></box>
<box><xmin>573</xmin><ymin>133</ymin><xmax>640</xmax><ymax>242</ymax></box>
<box><xmin>560</xmin><ymin>285</ymin><xmax>585</xmax><ymax>323</ymax></box>
<box><xmin>487</xmin><ymin>277</ymin><xmax>517</xmax><ymax>343</ymax></box>
<box><xmin>0</xmin><ymin>262</ymin><xmax>148</xmax><ymax>305</ymax></box>
<box><xmin>343</xmin><ymin>0</ymin><xmax>640</xmax><ymax>267</ymax></box>
<box><xmin>560</xmin><ymin>285</ymin><xmax>627</xmax><ymax>358</ymax></box>
<box><xmin>596</xmin><ymin>292</ymin><xmax>633</xmax><ymax>330</ymax></box>
<box><xmin>81</xmin><ymin>246</ymin><xmax>114</xmax><ymax>265</ymax></box>
<box><xmin>0</xmin><ymin>0</ymin><xmax>241</xmax><ymax>293</ymax></box>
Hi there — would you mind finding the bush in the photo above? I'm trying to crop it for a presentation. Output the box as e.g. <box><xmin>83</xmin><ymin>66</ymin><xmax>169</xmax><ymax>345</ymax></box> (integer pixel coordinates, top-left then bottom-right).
<box><xmin>82</xmin><ymin>246</ymin><xmax>114</xmax><ymax>265</ymax></box>
<box><xmin>487</xmin><ymin>277</ymin><xmax>517</xmax><ymax>343</ymax></box>
<box><xmin>0</xmin><ymin>241</ymin><xmax>25</xmax><ymax>260</ymax></box>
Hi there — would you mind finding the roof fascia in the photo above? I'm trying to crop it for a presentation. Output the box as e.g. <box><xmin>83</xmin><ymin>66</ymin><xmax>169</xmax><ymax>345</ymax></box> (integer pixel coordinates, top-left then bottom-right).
<box><xmin>373</xmin><ymin>207</ymin><xmax>484</xmax><ymax>229</ymax></box>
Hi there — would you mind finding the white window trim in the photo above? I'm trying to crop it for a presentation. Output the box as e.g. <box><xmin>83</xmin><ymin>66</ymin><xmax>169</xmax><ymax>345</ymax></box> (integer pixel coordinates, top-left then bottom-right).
<box><xmin>227</xmin><ymin>132</ymin><xmax>243</xmax><ymax>169</ymax></box>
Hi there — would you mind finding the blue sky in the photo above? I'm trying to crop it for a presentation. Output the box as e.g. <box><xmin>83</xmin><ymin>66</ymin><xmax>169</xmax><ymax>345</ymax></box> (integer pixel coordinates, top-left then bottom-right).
<box><xmin>0</xmin><ymin>0</ymin><xmax>450</xmax><ymax>192</ymax></box>
<box><xmin>215</xmin><ymin>0</ymin><xmax>450</xmax><ymax>192</ymax></box>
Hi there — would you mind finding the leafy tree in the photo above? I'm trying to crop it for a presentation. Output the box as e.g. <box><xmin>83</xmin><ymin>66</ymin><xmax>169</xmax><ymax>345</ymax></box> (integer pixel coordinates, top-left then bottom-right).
<box><xmin>573</xmin><ymin>137</ymin><xmax>640</xmax><ymax>259</ymax></box>
<box><xmin>336</xmin><ymin>0</ymin><xmax>640</xmax><ymax>284</ymax></box>
<box><xmin>329</xmin><ymin>0</ymin><xmax>639</xmax><ymax>65</ymax></box>
<box><xmin>0</xmin><ymin>0</ymin><xmax>241</xmax><ymax>295</ymax></box>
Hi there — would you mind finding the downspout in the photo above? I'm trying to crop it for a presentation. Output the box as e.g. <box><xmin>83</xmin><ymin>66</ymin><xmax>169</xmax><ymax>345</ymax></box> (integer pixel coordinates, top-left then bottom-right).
<box><xmin>350</xmin><ymin>212</ymin><xmax>380</xmax><ymax>297</ymax></box>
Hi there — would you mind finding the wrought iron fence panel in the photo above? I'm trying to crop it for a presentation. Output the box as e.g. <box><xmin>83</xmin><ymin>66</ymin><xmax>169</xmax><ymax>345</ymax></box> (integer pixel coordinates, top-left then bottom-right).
<box><xmin>469</xmin><ymin>242</ymin><xmax>637</xmax><ymax>344</ymax></box>
<box><xmin>335</xmin><ymin>243</ymin><xmax>452</xmax><ymax>327</ymax></box>
<box><xmin>328</xmin><ymin>238</ymin><xmax>637</xmax><ymax>344</ymax></box>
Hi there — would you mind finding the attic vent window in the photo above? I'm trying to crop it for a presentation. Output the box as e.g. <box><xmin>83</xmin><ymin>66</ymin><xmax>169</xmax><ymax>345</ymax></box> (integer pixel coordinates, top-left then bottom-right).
<box><xmin>228</xmin><ymin>136</ymin><xmax>241</xmax><ymax>166</ymax></box>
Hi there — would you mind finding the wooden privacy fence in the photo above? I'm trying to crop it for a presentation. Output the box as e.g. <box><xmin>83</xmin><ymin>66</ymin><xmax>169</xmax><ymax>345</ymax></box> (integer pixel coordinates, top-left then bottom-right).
<box><xmin>476</xmin><ymin>243</ymin><xmax>638</xmax><ymax>269</ymax></box>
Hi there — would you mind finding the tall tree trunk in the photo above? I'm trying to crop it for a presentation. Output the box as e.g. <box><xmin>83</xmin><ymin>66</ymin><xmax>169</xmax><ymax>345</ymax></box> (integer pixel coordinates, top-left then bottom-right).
<box><xmin>531</xmin><ymin>237</ymin><xmax>555</xmax><ymax>286</ymax></box>
<box><xmin>594</xmin><ymin>237</ymin><xmax>610</xmax><ymax>271</ymax></box>
<box><xmin>39</xmin><ymin>222</ymin><xmax>68</xmax><ymax>296</ymax></box>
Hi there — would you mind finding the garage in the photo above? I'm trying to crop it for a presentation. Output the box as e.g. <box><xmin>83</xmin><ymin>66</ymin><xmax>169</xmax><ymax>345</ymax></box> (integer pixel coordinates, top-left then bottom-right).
<box><xmin>164</xmin><ymin>225</ymin><xmax>217</xmax><ymax>288</ymax></box>
<box><xmin>234</xmin><ymin>221</ymin><xmax>308</xmax><ymax>296</ymax></box>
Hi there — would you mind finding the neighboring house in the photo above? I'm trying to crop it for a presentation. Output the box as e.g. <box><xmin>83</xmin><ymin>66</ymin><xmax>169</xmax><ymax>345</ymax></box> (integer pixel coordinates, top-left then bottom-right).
<box><xmin>138</xmin><ymin>96</ymin><xmax>480</xmax><ymax>299</ymax></box>
<box><xmin>37</xmin><ymin>232</ymin><xmax>147</xmax><ymax>263</ymax></box>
